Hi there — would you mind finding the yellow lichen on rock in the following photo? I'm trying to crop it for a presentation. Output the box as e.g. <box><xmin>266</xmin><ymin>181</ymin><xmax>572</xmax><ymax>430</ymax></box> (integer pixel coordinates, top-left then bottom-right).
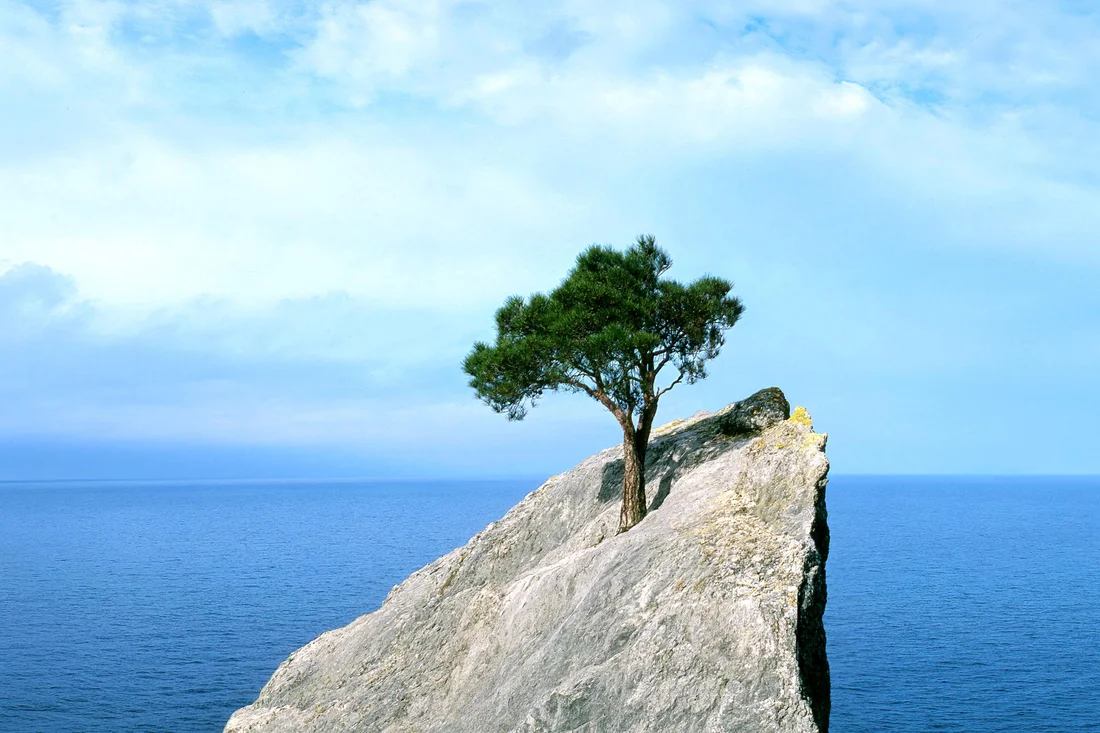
<box><xmin>802</xmin><ymin>432</ymin><xmax>826</xmax><ymax>450</ymax></box>
<box><xmin>789</xmin><ymin>406</ymin><xmax>812</xmax><ymax>427</ymax></box>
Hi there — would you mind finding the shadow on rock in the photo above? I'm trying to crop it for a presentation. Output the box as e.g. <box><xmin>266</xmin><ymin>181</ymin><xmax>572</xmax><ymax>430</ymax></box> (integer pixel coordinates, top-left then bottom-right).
<box><xmin>598</xmin><ymin>451</ymin><xmax>679</xmax><ymax>512</ymax></box>
<box><xmin>598</xmin><ymin>460</ymin><xmax>623</xmax><ymax>503</ymax></box>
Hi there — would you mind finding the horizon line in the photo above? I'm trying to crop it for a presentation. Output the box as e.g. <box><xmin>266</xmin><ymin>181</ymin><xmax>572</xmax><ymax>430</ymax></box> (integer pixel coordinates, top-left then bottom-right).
<box><xmin>2</xmin><ymin>472</ymin><xmax>1099</xmax><ymax>486</ymax></box>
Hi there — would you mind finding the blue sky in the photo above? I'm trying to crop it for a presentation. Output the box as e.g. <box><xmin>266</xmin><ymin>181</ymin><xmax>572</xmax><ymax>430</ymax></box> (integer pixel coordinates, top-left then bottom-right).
<box><xmin>1</xmin><ymin>0</ymin><xmax>1097</xmax><ymax>479</ymax></box>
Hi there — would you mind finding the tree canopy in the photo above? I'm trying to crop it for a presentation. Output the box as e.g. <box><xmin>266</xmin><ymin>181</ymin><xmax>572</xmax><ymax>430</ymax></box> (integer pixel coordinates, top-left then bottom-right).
<box><xmin>464</xmin><ymin>235</ymin><xmax>743</xmax><ymax>532</ymax></box>
<box><xmin>464</xmin><ymin>236</ymin><xmax>743</xmax><ymax>424</ymax></box>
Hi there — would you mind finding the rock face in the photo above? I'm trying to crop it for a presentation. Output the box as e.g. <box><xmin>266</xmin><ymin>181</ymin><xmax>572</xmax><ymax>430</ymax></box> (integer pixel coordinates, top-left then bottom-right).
<box><xmin>718</xmin><ymin>387</ymin><xmax>791</xmax><ymax>436</ymax></box>
<box><xmin>226</xmin><ymin>391</ymin><xmax>830</xmax><ymax>733</ymax></box>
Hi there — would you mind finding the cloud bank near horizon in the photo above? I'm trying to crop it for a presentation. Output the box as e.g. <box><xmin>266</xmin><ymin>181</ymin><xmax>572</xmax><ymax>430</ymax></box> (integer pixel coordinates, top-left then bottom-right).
<box><xmin>2</xmin><ymin>0</ymin><xmax>1098</xmax><ymax>477</ymax></box>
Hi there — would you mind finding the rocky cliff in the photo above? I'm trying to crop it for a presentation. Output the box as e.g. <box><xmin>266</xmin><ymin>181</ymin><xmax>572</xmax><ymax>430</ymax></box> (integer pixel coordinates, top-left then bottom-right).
<box><xmin>225</xmin><ymin>389</ymin><xmax>830</xmax><ymax>733</ymax></box>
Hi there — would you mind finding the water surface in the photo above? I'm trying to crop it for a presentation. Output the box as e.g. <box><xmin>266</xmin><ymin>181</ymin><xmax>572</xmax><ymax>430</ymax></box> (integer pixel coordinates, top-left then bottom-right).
<box><xmin>826</xmin><ymin>475</ymin><xmax>1100</xmax><ymax>732</ymax></box>
<box><xmin>1</xmin><ymin>475</ymin><xmax>1097</xmax><ymax>731</ymax></box>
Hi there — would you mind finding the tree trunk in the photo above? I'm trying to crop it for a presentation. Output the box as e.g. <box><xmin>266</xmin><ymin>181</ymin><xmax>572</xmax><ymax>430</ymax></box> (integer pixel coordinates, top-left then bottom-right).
<box><xmin>618</xmin><ymin>431</ymin><xmax>648</xmax><ymax>533</ymax></box>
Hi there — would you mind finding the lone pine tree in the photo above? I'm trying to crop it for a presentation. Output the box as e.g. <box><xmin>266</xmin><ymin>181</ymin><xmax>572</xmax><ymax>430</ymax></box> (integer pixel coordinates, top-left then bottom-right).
<box><xmin>463</xmin><ymin>235</ymin><xmax>743</xmax><ymax>533</ymax></box>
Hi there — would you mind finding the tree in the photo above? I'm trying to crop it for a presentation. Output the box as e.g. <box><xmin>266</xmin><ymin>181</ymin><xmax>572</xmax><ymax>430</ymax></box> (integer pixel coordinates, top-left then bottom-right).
<box><xmin>463</xmin><ymin>235</ymin><xmax>744</xmax><ymax>533</ymax></box>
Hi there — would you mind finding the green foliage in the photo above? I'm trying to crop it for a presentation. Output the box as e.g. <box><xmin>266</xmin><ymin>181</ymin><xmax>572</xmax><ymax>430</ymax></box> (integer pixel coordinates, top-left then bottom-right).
<box><xmin>463</xmin><ymin>235</ymin><xmax>744</xmax><ymax>426</ymax></box>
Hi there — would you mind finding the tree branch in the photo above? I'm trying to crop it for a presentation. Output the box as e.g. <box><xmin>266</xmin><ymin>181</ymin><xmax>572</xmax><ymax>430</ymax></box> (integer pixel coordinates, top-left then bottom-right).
<box><xmin>655</xmin><ymin>370</ymin><xmax>685</xmax><ymax>399</ymax></box>
<box><xmin>564</xmin><ymin>376</ymin><xmax>631</xmax><ymax>429</ymax></box>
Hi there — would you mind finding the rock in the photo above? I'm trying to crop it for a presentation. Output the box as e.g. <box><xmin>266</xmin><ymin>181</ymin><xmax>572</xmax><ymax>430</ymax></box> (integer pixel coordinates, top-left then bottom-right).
<box><xmin>225</xmin><ymin>392</ymin><xmax>830</xmax><ymax>733</ymax></box>
<box><xmin>718</xmin><ymin>387</ymin><xmax>791</xmax><ymax>436</ymax></box>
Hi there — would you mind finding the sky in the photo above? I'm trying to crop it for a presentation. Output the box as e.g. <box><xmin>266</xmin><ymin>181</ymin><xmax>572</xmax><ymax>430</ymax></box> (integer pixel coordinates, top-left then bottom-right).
<box><xmin>1</xmin><ymin>0</ymin><xmax>1098</xmax><ymax>479</ymax></box>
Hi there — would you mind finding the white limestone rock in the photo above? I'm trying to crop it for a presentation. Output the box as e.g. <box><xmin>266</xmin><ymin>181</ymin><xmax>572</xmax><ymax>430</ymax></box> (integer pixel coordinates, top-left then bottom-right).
<box><xmin>225</xmin><ymin>392</ymin><xmax>830</xmax><ymax>733</ymax></box>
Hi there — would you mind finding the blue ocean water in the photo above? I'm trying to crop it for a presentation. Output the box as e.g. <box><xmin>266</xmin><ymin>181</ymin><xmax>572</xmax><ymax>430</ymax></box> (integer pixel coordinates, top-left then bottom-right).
<box><xmin>826</xmin><ymin>476</ymin><xmax>1100</xmax><ymax>732</ymax></box>
<box><xmin>1</xmin><ymin>475</ymin><xmax>1097</xmax><ymax>732</ymax></box>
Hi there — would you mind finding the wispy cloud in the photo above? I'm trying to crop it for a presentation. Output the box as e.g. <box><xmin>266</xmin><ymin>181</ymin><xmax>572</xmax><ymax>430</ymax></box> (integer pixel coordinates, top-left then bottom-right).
<box><xmin>1</xmin><ymin>0</ymin><xmax>1098</xmax><ymax>475</ymax></box>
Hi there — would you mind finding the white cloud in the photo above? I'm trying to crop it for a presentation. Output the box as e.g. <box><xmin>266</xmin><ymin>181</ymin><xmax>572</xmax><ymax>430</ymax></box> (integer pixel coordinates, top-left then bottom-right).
<box><xmin>0</xmin><ymin>0</ymin><xmax>128</xmax><ymax>86</ymax></box>
<box><xmin>206</xmin><ymin>0</ymin><xmax>281</xmax><ymax>38</ymax></box>
<box><xmin>293</xmin><ymin>0</ymin><xmax>445</xmax><ymax>104</ymax></box>
<box><xmin>2</xmin><ymin>0</ymin><xmax>1097</xmax><ymax>318</ymax></box>
<box><xmin>1</xmin><ymin>0</ymin><xmax>1097</xmax><ymax>308</ymax></box>
<box><xmin>450</xmin><ymin>55</ymin><xmax>881</xmax><ymax>150</ymax></box>
<box><xmin>0</xmin><ymin>130</ymin><xmax>607</xmax><ymax>308</ymax></box>
<box><xmin>1</xmin><ymin>0</ymin><xmax>1099</xmax><ymax>475</ymax></box>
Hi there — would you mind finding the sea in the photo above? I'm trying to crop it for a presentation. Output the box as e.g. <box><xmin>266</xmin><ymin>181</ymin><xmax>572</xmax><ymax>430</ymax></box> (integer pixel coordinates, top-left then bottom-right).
<box><xmin>1</xmin><ymin>475</ymin><xmax>1097</xmax><ymax>732</ymax></box>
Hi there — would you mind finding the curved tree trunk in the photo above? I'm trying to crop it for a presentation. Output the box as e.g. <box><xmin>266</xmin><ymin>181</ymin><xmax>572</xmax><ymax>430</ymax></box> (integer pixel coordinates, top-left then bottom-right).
<box><xmin>618</xmin><ymin>431</ymin><xmax>648</xmax><ymax>533</ymax></box>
